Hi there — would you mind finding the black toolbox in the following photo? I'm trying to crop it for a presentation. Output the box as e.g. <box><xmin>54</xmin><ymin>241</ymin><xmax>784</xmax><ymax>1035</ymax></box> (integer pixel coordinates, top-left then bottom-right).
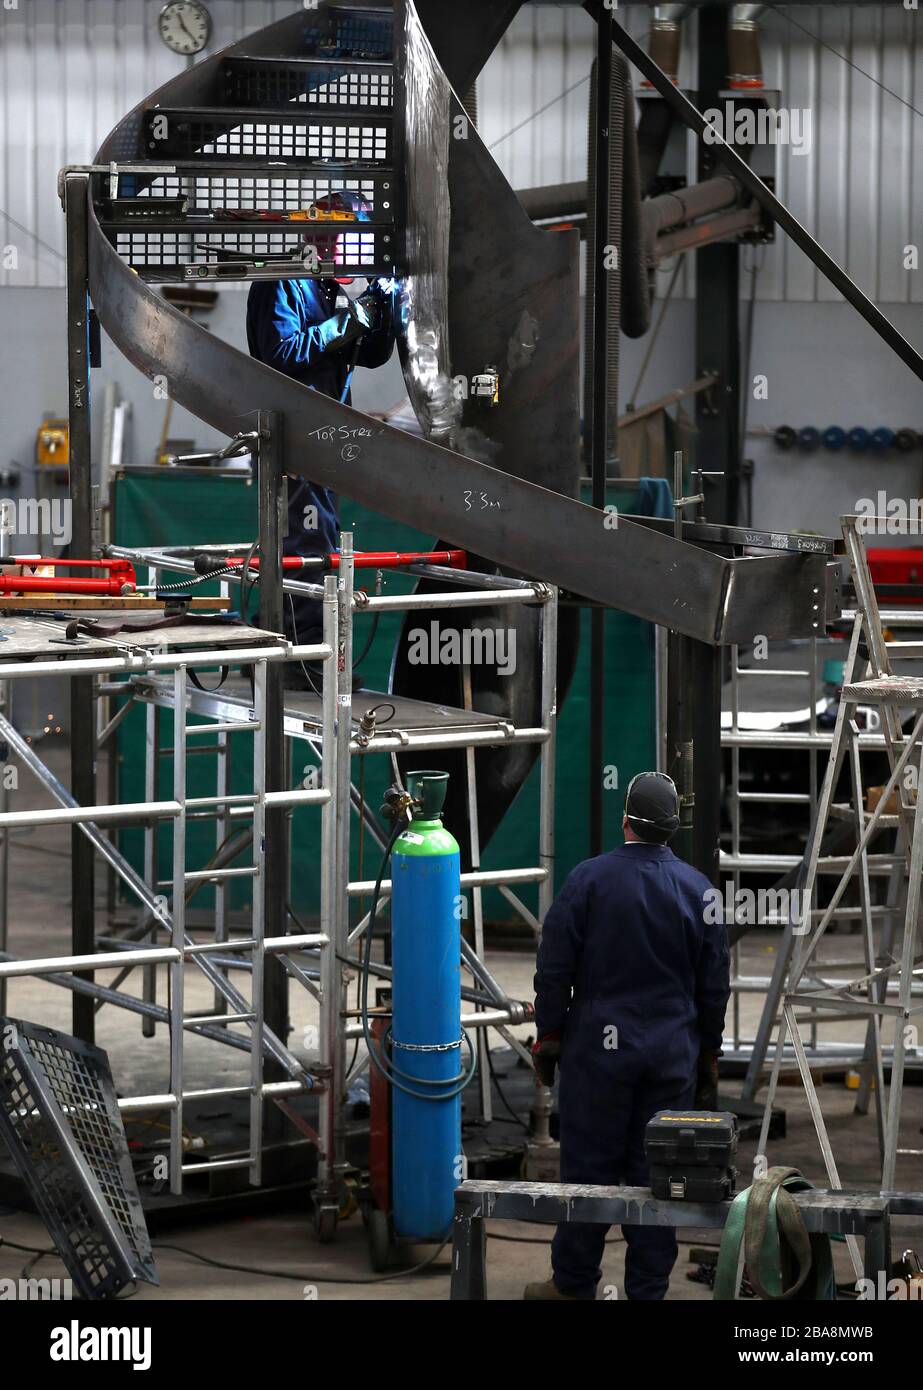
<box><xmin>644</xmin><ymin>1110</ymin><xmax>738</xmax><ymax>1202</ymax></box>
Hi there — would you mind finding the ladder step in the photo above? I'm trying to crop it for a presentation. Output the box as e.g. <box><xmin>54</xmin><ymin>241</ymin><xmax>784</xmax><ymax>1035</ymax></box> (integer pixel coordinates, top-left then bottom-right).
<box><xmin>735</xmin><ymin>668</ymin><xmax>811</xmax><ymax>679</ymax></box>
<box><xmin>142</xmin><ymin>107</ymin><xmax>393</xmax><ymax>164</ymax></box>
<box><xmin>760</xmin><ymin>905</ymin><xmax>895</xmax><ymax>924</ymax></box>
<box><xmin>181</xmin><ymin>1156</ymin><xmax>254</xmax><ymax>1176</ymax></box>
<box><xmin>720</xmin><ymin>853</ymin><xmax>903</xmax><ymax>873</ymax></box>
<box><xmin>186</xmin><ymin>722</ymin><xmax>260</xmax><ymax>735</ymax></box>
<box><xmin>220</xmin><ymin>56</ymin><xmax>394</xmax><ymax>112</ymax></box>
<box><xmin>184</xmin><ymin>867</ymin><xmax>259</xmax><ymax>884</ymax></box>
<box><xmin>737</xmin><ymin>791</ymin><xmax>812</xmax><ymax>804</ymax></box>
<box><xmin>829</xmin><ymin>801</ymin><xmax>899</xmax><ymax>826</ymax></box>
<box><xmin>156</xmin><ymin>866</ymin><xmax>259</xmax><ymax>886</ymax></box>
<box><xmin>184</xmin><ymin>1011</ymin><xmax>255</xmax><ymax>1028</ymax></box>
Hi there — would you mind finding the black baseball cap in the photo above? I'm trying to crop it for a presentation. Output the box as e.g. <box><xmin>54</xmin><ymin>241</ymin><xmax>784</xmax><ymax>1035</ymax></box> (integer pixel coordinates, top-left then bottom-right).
<box><xmin>625</xmin><ymin>771</ymin><xmax>680</xmax><ymax>843</ymax></box>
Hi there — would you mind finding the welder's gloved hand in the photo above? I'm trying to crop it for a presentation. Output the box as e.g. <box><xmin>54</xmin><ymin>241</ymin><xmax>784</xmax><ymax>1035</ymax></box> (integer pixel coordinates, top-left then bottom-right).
<box><xmin>531</xmin><ymin>1033</ymin><xmax>561</xmax><ymax>1089</ymax></box>
<box><xmin>356</xmin><ymin>288</ymin><xmax>390</xmax><ymax>332</ymax></box>
<box><xmin>350</xmin><ymin>298</ymin><xmax>372</xmax><ymax>330</ymax></box>
<box><xmin>317</xmin><ymin>306</ymin><xmax>367</xmax><ymax>355</ymax></box>
<box><xmin>695</xmin><ymin>1050</ymin><xmax>720</xmax><ymax>1110</ymax></box>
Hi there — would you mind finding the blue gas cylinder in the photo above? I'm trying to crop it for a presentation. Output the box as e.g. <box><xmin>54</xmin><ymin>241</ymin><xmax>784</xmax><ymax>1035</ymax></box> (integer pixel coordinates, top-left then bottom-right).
<box><xmin>390</xmin><ymin>770</ymin><xmax>462</xmax><ymax>1240</ymax></box>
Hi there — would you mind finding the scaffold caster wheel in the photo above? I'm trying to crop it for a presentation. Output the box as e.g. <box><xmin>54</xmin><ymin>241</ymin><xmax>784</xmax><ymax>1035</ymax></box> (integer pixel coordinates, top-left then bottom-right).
<box><xmin>368</xmin><ymin>1208</ymin><xmax>392</xmax><ymax>1272</ymax></box>
<box><xmin>315</xmin><ymin>1204</ymin><xmax>338</xmax><ymax>1244</ymax></box>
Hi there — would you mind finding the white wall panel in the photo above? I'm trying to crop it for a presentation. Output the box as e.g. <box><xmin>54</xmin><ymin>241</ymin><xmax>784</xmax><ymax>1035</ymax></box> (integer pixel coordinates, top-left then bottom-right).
<box><xmin>814</xmin><ymin>6</ymin><xmax>850</xmax><ymax>303</ymax></box>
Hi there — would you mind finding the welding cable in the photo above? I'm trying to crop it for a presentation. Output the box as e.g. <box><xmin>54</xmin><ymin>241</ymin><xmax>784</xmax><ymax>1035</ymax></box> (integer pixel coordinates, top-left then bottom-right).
<box><xmin>360</xmin><ymin>817</ymin><xmax>478</xmax><ymax>1102</ymax></box>
<box><xmin>152</xmin><ymin>1234</ymin><xmax>451</xmax><ymax>1286</ymax></box>
<box><xmin>152</xmin><ymin>563</ymin><xmax>250</xmax><ymax>594</ymax></box>
<box><xmin>284</xmin><ymin>899</ymin><xmax>361</xmax><ymax>1081</ymax></box>
<box><xmin>352</xmin><ymin>610</ymin><xmax>380</xmax><ymax>669</ymax></box>
<box><xmin>485</xmin><ymin>1047</ymin><xmax>529</xmax><ymax>1131</ymax></box>
<box><xmin>0</xmin><ymin>1236</ymin><xmax>57</xmax><ymax>1260</ymax></box>
<box><xmin>286</xmin><ymin>591</ymin><xmax>323</xmax><ymax>693</ymax></box>
<box><xmin>280</xmin><ymin>899</ymin><xmax>498</xmax><ymax>1008</ymax></box>
<box><xmin>239</xmin><ymin>536</ymin><xmax>260</xmax><ymax>620</ymax></box>
<box><xmin>342</xmin><ymin>944</ymin><xmax>498</xmax><ymax>1010</ymax></box>
<box><xmin>285</xmin><ymin>591</ymin><xmax>380</xmax><ymax>695</ymax></box>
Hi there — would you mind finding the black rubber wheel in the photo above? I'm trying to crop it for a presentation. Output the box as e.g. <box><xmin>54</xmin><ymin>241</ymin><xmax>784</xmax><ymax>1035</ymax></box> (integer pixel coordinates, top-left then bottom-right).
<box><xmin>315</xmin><ymin>1205</ymin><xmax>338</xmax><ymax>1245</ymax></box>
<box><xmin>368</xmin><ymin>1208</ymin><xmax>392</xmax><ymax>1272</ymax></box>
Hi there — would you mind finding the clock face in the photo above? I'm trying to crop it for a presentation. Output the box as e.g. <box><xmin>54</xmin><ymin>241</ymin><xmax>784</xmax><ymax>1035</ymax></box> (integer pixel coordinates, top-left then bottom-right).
<box><xmin>158</xmin><ymin>2</ymin><xmax>212</xmax><ymax>56</ymax></box>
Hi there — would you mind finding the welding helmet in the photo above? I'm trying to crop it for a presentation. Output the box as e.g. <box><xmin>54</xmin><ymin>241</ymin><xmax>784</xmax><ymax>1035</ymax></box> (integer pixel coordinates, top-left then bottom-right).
<box><xmin>302</xmin><ymin>191</ymin><xmax>373</xmax><ymax>281</ymax></box>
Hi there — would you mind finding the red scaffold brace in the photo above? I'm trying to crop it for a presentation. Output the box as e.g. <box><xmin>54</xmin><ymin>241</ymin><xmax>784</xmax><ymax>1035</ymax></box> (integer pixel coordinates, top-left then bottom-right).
<box><xmin>194</xmin><ymin>549</ymin><xmax>468</xmax><ymax>575</ymax></box>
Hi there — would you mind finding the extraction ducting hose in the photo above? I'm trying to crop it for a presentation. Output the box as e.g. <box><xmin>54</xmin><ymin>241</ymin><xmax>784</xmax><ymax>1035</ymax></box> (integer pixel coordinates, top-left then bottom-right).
<box><xmin>584</xmin><ymin>53</ymin><xmax>650</xmax><ymax>456</ymax></box>
<box><xmin>621</xmin><ymin>82</ymin><xmax>652</xmax><ymax>339</ymax></box>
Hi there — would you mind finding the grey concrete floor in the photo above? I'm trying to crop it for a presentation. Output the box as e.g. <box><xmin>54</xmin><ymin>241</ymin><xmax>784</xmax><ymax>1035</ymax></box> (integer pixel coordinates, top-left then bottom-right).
<box><xmin>2</xmin><ymin>742</ymin><xmax>922</xmax><ymax>1301</ymax></box>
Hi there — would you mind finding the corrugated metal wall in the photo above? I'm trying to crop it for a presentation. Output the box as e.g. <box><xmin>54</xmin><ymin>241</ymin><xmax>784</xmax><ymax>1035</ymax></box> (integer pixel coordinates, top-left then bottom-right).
<box><xmin>484</xmin><ymin>3</ymin><xmax>923</xmax><ymax>304</ymax></box>
<box><xmin>1</xmin><ymin>2</ymin><xmax>920</xmax><ymax>303</ymax></box>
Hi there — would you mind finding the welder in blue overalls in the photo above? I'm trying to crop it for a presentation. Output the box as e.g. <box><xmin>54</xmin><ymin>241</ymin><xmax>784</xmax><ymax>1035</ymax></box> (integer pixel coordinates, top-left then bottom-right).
<box><xmin>246</xmin><ymin>192</ymin><xmax>396</xmax><ymax>656</ymax></box>
<box><xmin>525</xmin><ymin>772</ymin><xmax>730</xmax><ymax>1301</ymax></box>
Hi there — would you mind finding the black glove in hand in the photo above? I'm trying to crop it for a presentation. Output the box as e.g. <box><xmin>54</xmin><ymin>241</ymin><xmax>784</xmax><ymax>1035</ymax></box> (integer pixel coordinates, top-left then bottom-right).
<box><xmin>355</xmin><ymin>290</ymin><xmax>387</xmax><ymax>332</ymax></box>
<box><xmin>695</xmin><ymin>1049</ymin><xmax>720</xmax><ymax>1110</ymax></box>
<box><xmin>531</xmin><ymin>1035</ymin><xmax>561</xmax><ymax>1089</ymax></box>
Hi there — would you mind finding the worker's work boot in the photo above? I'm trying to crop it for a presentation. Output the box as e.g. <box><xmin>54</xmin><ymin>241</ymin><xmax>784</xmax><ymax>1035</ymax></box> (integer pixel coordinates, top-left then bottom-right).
<box><xmin>523</xmin><ymin>1277</ymin><xmax>581</xmax><ymax>1300</ymax></box>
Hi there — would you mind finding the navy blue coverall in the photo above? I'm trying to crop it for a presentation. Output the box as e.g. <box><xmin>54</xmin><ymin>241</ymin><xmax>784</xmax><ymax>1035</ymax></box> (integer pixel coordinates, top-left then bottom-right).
<box><xmin>534</xmin><ymin>841</ymin><xmax>730</xmax><ymax>1300</ymax></box>
<box><xmin>246</xmin><ymin>277</ymin><xmax>395</xmax><ymax>643</ymax></box>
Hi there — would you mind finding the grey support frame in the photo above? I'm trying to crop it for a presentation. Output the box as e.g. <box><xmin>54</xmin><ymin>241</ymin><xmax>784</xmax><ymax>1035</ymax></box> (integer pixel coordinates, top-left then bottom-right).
<box><xmin>449</xmin><ymin>1179</ymin><xmax>891</xmax><ymax>1300</ymax></box>
<box><xmin>0</xmin><ymin>526</ymin><xmax>558</xmax><ymax>1212</ymax></box>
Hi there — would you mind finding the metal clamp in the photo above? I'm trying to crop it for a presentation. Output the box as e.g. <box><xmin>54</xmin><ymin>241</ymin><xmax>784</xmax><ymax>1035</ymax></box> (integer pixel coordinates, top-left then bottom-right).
<box><xmin>57</xmin><ymin>161</ymin><xmax>177</xmax><ymax>206</ymax></box>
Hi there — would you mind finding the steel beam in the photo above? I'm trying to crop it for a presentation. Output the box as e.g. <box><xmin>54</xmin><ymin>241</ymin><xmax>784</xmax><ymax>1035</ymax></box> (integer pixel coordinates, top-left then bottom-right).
<box><xmin>588</xmin><ymin>3</ymin><xmax>612</xmax><ymax>857</ymax></box>
<box><xmin>87</xmin><ymin>195</ymin><xmax>826</xmax><ymax>647</ymax></box>
<box><xmin>65</xmin><ymin>173</ymin><xmax>97</xmax><ymax>1043</ymax></box>
<box><xmin>257</xmin><ymin>412</ymin><xmax>289</xmax><ymax>1155</ymax></box>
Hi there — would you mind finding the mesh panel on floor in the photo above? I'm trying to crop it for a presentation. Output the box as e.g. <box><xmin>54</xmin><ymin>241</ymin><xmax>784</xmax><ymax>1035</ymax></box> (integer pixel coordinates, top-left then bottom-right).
<box><xmin>0</xmin><ymin>1019</ymin><xmax>158</xmax><ymax>1300</ymax></box>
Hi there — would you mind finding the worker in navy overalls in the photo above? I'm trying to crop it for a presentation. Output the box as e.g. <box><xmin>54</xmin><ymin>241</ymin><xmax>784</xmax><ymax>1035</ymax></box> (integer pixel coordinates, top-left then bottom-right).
<box><xmin>246</xmin><ymin>192</ymin><xmax>396</xmax><ymax>654</ymax></box>
<box><xmin>526</xmin><ymin>772</ymin><xmax>730</xmax><ymax>1300</ymax></box>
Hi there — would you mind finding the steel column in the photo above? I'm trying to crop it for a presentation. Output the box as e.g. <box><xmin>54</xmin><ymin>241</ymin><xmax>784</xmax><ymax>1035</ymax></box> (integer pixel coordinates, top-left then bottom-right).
<box><xmin>588</xmin><ymin>1</ymin><xmax>612</xmax><ymax>858</ymax></box>
<box><xmin>538</xmin><ymin>587</ymin><xmax>558</xmax><ymax>926</ymax></box>
<box><xmin>332</xmin><ymin>533</ymin><xmax>355</xmax><ymax>1202</ymax></box>
<box><xmin>257</xmin><ymin>411</ymin><xmax>289</xmax><ymax>1156</ymax></box>
<box><xmin>695</xmin><ymin>7</ymin><xmax>740</xmax><ymax>527</ymax></box>
<box><xmin>65</xmin><ymin>173</ymin><xmax>96</xmax><ymax>1042</ymax></box>
<box><xmin>169</xmin><ymin>664</ymin><xmax>187</xmax><ymax>1195</ymax></box>
<box><xmin>317</xmin><ymin>575</ymin><xmax>340</xmax><ymax>1215</ymax></box>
